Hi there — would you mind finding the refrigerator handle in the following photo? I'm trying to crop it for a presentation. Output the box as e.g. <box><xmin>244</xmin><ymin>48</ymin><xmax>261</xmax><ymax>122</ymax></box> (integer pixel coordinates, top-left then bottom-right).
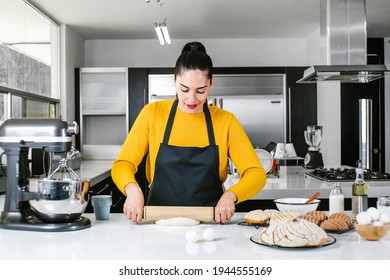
<box><xmin>218</xmin><ymin>98</ymin><xmax>223</xmax><ymax>109</ymax></box>
<box><xmin>288</xmin><ymin>87</ymin><xmax>292</xmax><ymax>142</ymax></box>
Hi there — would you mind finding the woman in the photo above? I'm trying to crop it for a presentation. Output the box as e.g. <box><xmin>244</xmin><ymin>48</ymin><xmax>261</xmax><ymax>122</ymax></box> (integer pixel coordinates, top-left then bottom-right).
<box><xmin>111</xmin><ymin>42</ymin><xmax>266</xmax><ymax>224</ymax></box>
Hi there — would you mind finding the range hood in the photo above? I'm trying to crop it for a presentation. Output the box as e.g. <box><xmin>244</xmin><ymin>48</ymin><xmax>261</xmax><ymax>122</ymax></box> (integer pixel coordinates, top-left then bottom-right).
<box><xmin>297</xmin><ymin>0</ymin><xmax>388</xmax><ymax>84</ymax></box>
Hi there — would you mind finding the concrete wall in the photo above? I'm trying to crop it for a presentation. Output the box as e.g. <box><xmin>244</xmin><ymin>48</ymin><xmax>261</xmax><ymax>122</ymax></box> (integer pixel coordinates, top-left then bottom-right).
<box><xmin>60</xmin><ymin>25</ymin><xmax>85</xmax><ymax>122</ymax></box>
<box><xmin>84</xmin><ymin>38</ymin><xmax>313</xmax><ymax>67</ymax></box>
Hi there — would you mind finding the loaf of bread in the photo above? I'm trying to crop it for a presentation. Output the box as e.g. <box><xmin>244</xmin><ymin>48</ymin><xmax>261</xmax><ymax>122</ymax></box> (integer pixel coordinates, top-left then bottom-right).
<box><xmin>329</xmin><ymin>212</ymin><xmax>353</xmax><ymax>225</ymax></box>
<box><xmin>259</xmin><ymin>218</ymin><xmax>328</xmax><ymax>247</ymax></box>
<box><xmin>320</xmin><ymin>218</ymin><xmax>350</xmax><ymax>231</ymax></box>
<box><xmin>298</xmin><ymin>214</ymin><xmax>322</xmax><ymax>226</ymax></box>
<box><xmin>306</xmin><ymin>210</ymin><xmax>328</xmax><ymax>223</ymax></box>
<box><xmin>269</xmin><ymin>210</ymin><xmax>300</xmax><ymax>225</ymax></box>
<box><xmin>244</xmin><ymin>210</ymin><xmax>270</xmax><ymax>225</ymax></box>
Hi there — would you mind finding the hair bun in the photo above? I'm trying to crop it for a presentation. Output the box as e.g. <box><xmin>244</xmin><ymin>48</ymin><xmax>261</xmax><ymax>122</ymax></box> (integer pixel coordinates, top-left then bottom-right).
<box><xmin>182</xmin><ymin>41</ymin><xmax>206</xmax><ymax>54</ymax></box>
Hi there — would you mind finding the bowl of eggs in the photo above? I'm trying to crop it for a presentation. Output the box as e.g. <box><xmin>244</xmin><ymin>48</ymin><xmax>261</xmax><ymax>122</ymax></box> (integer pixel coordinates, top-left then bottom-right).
<box><xmin>355</xmin><ymin>207</ymin><xmax>390</xmax><ymax>241</ymax></box>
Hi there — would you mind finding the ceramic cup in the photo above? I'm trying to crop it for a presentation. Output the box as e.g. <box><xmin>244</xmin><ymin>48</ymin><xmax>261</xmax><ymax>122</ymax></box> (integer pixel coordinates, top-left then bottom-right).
<box><xmin>91</xmin><ymin>195</ymin><xmax>112</xmax><ymax>220</ymax></box>
<box><xmin>285</xmin><ymin>143</ymin><xmax>297</xmax><ymax>158</ymax></box>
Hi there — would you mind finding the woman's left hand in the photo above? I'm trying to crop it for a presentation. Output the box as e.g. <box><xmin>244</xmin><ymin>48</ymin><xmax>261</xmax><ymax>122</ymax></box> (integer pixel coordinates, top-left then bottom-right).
<box><xmin>214</xmin><ymin>190</ymin><xmax>237</xmax><ymax>224</ymax></box>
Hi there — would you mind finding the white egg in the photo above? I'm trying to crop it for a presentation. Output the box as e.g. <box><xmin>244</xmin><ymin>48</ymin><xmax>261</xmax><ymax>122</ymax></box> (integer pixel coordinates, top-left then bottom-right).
<box><xmin>202</xmin><ymin>228</ymin><xmax>217</xmax><ymax>241</ymax></box>
<box><xmin>356</xmin><ymin>212</ymin><xmax>372</xmax><ymax>225</ymax></box>
<box><xmin>185</xmin><ymin>229</ymin><xmax>199</xmax><ymax>243</ymax></box>
<box><xmin>366</xmin><ymin>207</ymin><xmax>380</xmax><ymax>221</ymax></box>
<box><xmin>378</xmin><ymin>213</ymin><xmax>390</xmax><ymax>224</ymax></box>
<box><xmin>372</xmin><ymin>221</ymin><xmax>383</xmax><ymax>226</ymax></box>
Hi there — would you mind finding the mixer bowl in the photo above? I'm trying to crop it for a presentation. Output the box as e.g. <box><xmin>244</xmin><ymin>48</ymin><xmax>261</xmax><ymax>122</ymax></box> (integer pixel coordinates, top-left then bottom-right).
<box><xmin>28</xmin><ymin>178</ymin><xmax>90</xmax><ymax>223</ymax></box>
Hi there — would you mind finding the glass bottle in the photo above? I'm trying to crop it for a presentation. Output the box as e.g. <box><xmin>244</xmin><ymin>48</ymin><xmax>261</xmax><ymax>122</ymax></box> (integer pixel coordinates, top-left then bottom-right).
<box><xmin>352</xmin><ymin>168</ymin><xmax>368</xmax><ymax>221</ymax></box>
<box><xmin>329</xmin><ymin>183</ymin><xmax>344</xmax><ymax>215</ymax></box>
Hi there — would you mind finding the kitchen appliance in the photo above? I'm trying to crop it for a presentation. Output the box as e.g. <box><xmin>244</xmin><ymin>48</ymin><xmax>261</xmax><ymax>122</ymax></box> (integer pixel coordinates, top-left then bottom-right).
<box><xmin>148</xmin><ymin>73</ymin><xmax>286</xmax><ymax>148</ymax></box>
<box><xmin>0</xmin><ymin>118</ymin><xmax>91</xmax><ymax>232</ymax></box>
<box><xmin>307</xmin><ymin>167</ymin><xmax>390</xmax><ymax>182</ymax></box>
<box><xmin>304</xmin><ymin>125</ymin><xmax>324</xmax><ymax>169</ymax></box>
<box><xmin>359</xmin><ymin>99</ymin><xmax>372</xmax><ymax>170</ymax></box>
<box><xmin>297</xmin><ymin>0</ymin><xmax>388</xmax><ymax>84</ymax></box>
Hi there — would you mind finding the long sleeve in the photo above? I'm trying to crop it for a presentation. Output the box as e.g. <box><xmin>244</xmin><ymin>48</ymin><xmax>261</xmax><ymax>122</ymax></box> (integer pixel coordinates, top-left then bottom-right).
<box><xmin>111</xmin><ymin>99</ymin><xmax>266</xmax><ymax>201</ymax></box>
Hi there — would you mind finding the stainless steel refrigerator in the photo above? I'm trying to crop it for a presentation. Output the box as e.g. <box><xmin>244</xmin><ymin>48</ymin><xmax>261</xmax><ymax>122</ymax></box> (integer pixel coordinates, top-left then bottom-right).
<box><xmin>148</xmin><ymin>74</ymin><xmax>286</xmax><ymax>149</ymax></box>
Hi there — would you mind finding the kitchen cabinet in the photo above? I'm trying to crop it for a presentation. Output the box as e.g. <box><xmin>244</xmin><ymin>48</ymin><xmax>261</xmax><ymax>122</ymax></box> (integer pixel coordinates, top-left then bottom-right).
<box><xmin>285</xmin><ymin>67</ymin><xmax>317</xmax><ymax>158</ymax></box>
<box><xmin>76</xmin><ymin>67</ymin><xmax>129</xmax><ymax>160</ymax></box>
<box><xmin>340</xmin><ymin>38</ymin><xmax>385</xmax><ymax>172</ymax></box>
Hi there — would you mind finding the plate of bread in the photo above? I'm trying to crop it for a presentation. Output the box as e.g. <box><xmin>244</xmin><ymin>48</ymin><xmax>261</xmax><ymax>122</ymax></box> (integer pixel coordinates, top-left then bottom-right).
<box><xmin>250</xmin><ymin>217</ymin><xmax>336</xmax><ymax>248</ymax></box>
<box><xmin>241</xmin><ymin>209</ymin><xmax>354</xmax><ymax>234</ymax></box>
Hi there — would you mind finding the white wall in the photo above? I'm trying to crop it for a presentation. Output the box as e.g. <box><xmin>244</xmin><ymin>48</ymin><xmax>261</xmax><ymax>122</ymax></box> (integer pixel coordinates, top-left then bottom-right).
<box><xmin>84</xmin><ymin>38</ymin><xmax>309</xmax><ymax>67</ymax></box>
<box><xmin>60</xmin><ymin>25</ymin><xmax>85</xmax><ymax>122</ymax></box>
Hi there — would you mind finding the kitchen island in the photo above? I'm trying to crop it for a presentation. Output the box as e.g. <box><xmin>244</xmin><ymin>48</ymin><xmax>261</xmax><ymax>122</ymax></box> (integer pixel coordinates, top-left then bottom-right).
<box><xmin>0</xmin><ymin>195</ymin><xmax>390</xmax><ymax>260</ymax></box>
<box><xmin>1</xmin><ymin>160</ymin><xmax>390</xmax><ymax>260</ymax></box>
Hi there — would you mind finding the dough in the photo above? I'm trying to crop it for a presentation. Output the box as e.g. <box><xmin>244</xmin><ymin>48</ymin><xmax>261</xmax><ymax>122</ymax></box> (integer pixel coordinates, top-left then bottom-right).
<box><xmin>155</xmin><ymin>217</ymin><xmax>200</xmax><ymax>227</ymax></box>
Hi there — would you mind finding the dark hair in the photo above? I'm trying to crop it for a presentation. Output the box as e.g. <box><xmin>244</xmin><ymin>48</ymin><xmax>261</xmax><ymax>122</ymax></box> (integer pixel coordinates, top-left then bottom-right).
<box><xmin>173</xmin><ymin>41</ymin><xmax>213</xmax><ymax>80</ymax></box>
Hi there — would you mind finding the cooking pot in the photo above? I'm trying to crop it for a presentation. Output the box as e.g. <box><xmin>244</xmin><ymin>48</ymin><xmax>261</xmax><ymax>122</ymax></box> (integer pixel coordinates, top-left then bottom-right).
<box><xmin>28</xmin><ymin>178</ymin><xmax>90</xmax><ymax>223</ymax></box>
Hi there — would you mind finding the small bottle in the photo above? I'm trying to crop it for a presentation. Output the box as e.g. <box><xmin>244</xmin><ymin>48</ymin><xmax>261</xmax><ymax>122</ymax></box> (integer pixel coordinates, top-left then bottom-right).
<box><xmin>352</xmin><ymin>167</ymin><xmax>368</xmax><ymax>221</ymax></box>
<box><xmin>329</xmin><ymin>183</ymin><xmax>344</xmax><ymax>215</ymax></box>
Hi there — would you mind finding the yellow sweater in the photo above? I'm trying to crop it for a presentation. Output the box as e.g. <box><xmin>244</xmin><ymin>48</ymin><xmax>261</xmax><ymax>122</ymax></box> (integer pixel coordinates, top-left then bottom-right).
<box><xmin>111</xmin><ymin>99</ymin><xmax>266</xmax><ymax>203</ymax></box>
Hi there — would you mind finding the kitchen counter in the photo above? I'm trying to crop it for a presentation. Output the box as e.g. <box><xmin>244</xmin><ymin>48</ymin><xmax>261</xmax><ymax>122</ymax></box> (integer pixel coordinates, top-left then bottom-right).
<box><xmin>244</xmin><ymin>166</ymin><xmax>390</xmax><ymax>200</ymax></box>
<box><xmin>1</xmin><ymin>193</ymin><xmax>390</xmax><ymax>260</ymax></box>
<box><xmin>1</xmin><ymin>161</ymin><xmax>390</xmax><ymax>260</ymax></box>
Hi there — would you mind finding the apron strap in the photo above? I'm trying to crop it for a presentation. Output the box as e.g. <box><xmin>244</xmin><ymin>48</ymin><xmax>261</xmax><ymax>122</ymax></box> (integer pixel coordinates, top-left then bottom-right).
<box><xmin>162</xmin><ymin>99</ymin><xmax>216</xmax><ymax>146</ymax></box>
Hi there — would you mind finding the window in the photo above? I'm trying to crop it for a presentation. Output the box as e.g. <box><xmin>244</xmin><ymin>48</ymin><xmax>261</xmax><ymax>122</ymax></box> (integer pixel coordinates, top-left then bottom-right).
<box><xmin>0</xmin><ymin>0</ymin><xmax>60</xmax><ymax>121</ymax></box>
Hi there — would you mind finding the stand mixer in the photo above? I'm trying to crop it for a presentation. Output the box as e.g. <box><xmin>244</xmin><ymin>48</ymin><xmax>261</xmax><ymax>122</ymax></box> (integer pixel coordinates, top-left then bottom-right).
<box><xmin>0</xmin><ymin>118</ymin><xmax>90</xmax><ymax>232</ymax></box>
<box><xmin>304</xmin><ymin>125</ymin><xmax>324</xmax><ymax>169</ymax></box>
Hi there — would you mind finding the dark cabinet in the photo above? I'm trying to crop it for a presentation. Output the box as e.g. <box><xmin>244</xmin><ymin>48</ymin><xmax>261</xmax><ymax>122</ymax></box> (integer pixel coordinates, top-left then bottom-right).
<box><xmin>340</xmin><ymin>38</ymin><xmax>385</xmax><ymax>172</ymax></box>
<box><xmin>286</xmin><ymin>67</ymin><xmax>317</xmax><ymax>157</ymax></box>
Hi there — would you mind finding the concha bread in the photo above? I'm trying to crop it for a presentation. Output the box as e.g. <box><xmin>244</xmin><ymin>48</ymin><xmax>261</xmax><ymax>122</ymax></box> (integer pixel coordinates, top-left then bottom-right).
<box><xmin>306</xmin><ymin>210</ymin><xmax>328</xmax><ymax>223</ymax></box>
<box><xmin>264</xmin><ymin>209</ymin><xmax>280</xmax><ymax>218</ymax></box>
<box><xmin>269</xmin><ymin>210</ymin><xmax>300</xmax><ymax>225</ymax></box>
<box><xmin>320</xmin><ymin>218</ymin><xmax>349</xmax><ymax>231</ymax></box>
<box><xmin>329</xmin><ymin>212</ymin><xmax>352</xmax><ymax>225</ymax></box>
<box><xmin>298</xmin><ymin>214</ymin><xmax>321</xmax><ymax>226</ymax></box>
<box><xmin>259</xmin><ymin>218</ymin><xmax>328</xmax><ymax>247</ymax></box>
<box><xmin>244</xmin><ymin>210</ymin><xmax>270</xmax><ymax>224</ymax></box>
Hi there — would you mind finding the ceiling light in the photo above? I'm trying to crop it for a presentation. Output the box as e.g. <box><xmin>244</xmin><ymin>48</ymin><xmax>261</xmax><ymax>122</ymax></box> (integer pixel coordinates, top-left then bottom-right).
<box><xmin>154</xmin><ymin>21</ymin><xmax>171</xmax><ymax>45</ymax></box>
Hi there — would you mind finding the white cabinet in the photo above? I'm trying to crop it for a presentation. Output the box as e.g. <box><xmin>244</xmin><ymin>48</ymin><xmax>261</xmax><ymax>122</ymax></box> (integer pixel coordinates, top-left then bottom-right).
<box><xmin>79</xmin><ymin>68</ymin><xmax>128</xmax><ymax>160</ymax></box>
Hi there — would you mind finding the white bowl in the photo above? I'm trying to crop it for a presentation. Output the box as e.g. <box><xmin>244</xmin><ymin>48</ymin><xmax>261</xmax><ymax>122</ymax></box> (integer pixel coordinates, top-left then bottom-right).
<box><xmin>274</xmin><ymin>198</ymin><xmax>320</xmax><ymax>215</ymax></box>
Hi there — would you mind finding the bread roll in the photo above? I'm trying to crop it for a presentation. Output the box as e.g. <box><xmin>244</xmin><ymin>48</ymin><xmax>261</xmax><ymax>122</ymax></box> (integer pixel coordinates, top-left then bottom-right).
<box><xmin>259</xmin><ymin>218</ymin><xmax>328</xmax><ymax>247</ymax></box>
<box><xmin>306</xmin><ymin>210</ymin><xmax>328</xmax><ymax>222</ymax></box>
<box><xmin>298</xmin><ymin>214</ymin><xmax>322</xmax><ymax>226</ymax></box>
<box><xmin>320</xmin><ymin>218</ymin><xmax>349</xmax><ymax>231</ymax></box>
<box><xmin>244</xmin><ymin>210</ymin><xmax>270</xmax><ymax>224</ymax></box>
<box><xmin>329</xmin><ymin>212</ymin><xmax>352</xmax><ymax>225</ymax></box>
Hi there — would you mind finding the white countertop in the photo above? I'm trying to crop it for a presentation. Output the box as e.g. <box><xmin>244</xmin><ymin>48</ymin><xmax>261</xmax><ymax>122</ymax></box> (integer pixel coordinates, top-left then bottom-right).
<box><xmin>0</xmin><ymin>195</ymin><xmax>389</xmax><ymax>260</ymax></box>
<box><xmin>244</xmin><ymin>166</ymin><xmax>390</xmax><ymax>200</ymax></box>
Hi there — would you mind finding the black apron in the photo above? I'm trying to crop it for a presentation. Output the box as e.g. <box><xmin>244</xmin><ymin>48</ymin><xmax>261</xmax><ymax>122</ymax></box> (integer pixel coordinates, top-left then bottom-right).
<box><xmin>147</xmin><ymin>99</ymin><xmax>224</xmax><ymax>206</ymax></box>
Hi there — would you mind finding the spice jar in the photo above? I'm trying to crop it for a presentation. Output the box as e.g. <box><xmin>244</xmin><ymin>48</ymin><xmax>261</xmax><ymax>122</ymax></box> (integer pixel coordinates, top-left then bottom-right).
<box><xmin>329</xmin><ymin>183</ymin><xmax>344</xmax><ymax>215</ymax></box>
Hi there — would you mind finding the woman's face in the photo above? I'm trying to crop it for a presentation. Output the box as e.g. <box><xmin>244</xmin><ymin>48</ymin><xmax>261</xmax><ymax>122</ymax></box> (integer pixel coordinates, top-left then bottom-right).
<box><xmin>175</xmin><ymin>69</ymin><xmax>213</xmax><ymax>114</ymax></box>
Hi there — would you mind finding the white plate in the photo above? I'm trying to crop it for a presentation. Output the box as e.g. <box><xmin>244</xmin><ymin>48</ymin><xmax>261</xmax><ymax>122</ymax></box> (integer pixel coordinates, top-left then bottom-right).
<box><xmin>255</xmin><ymin>149</ymin><xmax>273</xmax><ymax>173</ymax></box>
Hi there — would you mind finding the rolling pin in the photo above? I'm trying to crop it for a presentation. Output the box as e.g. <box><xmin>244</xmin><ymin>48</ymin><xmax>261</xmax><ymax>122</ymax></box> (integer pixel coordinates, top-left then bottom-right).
<box><xmin>143</xmin><ymin>206</ymin><xmax>214</xmax><ymax>222</ymax></box>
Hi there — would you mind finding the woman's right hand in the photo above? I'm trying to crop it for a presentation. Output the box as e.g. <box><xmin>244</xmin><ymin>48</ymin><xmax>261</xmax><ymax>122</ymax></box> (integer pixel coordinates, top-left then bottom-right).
<box><xmin>123</xmin><ymin>182</ymin><xmax>145</xmax><ymax>223</ymax></box>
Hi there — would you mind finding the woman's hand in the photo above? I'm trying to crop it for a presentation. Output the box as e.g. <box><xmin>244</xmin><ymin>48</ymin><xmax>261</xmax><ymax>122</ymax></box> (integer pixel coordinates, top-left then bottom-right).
<box><xmin>214</xmin><ymin>190</ymin><xmax>237</xmax><ymax>224</ymax></box>
<box><xmin>123</xmin><ymin>182</ymin><xmax>145</xmax><ymax>223</ymax></box>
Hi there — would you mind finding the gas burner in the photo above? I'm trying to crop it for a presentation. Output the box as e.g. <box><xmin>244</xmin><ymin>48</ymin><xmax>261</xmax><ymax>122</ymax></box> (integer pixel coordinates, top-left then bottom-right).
<box><xmin>307</xmin><ymin>168</ymin><xmax>390</xmax><ymax>182</ymax></box>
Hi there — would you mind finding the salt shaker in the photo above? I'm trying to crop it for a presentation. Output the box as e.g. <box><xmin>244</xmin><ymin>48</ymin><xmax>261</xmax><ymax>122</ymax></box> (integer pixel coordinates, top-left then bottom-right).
<box><xmin>329</xmin><ymin>183</ymin><xmax>344</xmax><ymax>215</ymax></box>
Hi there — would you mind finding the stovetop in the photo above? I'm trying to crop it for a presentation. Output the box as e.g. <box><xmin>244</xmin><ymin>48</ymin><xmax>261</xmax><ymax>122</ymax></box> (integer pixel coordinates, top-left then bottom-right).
<box><xmin>306</xmin><ymin>167</ymin><xmax>390</xmax><ymax>182</ymax></box>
